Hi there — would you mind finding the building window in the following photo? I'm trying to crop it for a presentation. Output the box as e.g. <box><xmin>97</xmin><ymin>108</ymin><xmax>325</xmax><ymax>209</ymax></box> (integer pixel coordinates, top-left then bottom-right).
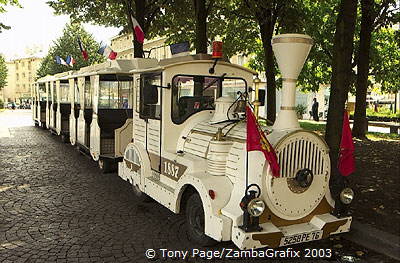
<box><xmin>16</xmin><ymin>73</ymin><xmax>19</xmax><ymax>80</ymax></box>
<box><xmin>22</xmin><ymin>73</ymin><xmax>25</xmax><ymax>78</ymax></box>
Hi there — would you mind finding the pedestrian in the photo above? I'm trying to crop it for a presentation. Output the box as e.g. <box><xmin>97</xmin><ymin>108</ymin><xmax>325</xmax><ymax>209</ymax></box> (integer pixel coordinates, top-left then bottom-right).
<box><xmin>11</xmin><ymin>102</ymin><xmax>15</xmax><ymax>110</ymax></box>
<box><xmin>312</xmin><ymin>98</ymin><xmax>319</xmax><ymax>121</ymax></box>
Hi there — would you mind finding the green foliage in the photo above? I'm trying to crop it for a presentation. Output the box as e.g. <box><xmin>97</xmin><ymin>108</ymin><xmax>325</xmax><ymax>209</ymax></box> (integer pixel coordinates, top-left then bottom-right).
<box><xmin>0</xmin><ymin>0</ymin><xmax>21</xmax><ymax>33</ymax></box>
<box><xmin>366</xmin><ymin>107</ymin><xmax>400</xmax><ymax>118</ymax></box>
<box><xmin>296</xmin><ymin>104</ymin><xmax>308</xmax><ymax>115</ymax></box>
<box><xmin>0</xmin><ymin>54</ymin><xmax>7</xmax><ymax>90</ymax></box>
<box><xmin>36</xmin><ymin>23</ymin><xmax>105</xmax><ymax>79</ymax></box>
<box><xmin>369</xmin><ymin>28</ymin><xmax>399</xmax><ymax>93</ymax></box>
<box><xmin>0</xmin><ymin>98</ymin><xmax>4</xmax><ymax>109</ymax></box>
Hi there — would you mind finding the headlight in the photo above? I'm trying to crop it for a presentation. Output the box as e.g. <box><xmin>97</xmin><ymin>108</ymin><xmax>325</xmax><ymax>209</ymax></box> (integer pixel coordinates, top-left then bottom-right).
<box><xmin>247</xmin><ymin>198</ymin><xmax>266</xmax><ymax>217</ymax></box>
<box><xmin>340</xmin><ymin>188</ymin><xmax>354</xmax><ymax>205</ymax></box>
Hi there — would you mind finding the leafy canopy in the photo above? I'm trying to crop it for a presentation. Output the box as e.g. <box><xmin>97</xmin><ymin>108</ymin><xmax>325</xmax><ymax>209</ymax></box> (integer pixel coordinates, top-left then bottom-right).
<box><xmin>37</xmin><ymin>23</ymin><xmax>105</xmax><ymax>79</ymax></box>
<box><xmin>0</xmin><ymin>54</ymin><xmax>7</xmax><ymax>89</ymax></box>
<box><xmin>0</xmin><ymin>0</ymin><xmax>21</xmax><ymax>33</ymax></box>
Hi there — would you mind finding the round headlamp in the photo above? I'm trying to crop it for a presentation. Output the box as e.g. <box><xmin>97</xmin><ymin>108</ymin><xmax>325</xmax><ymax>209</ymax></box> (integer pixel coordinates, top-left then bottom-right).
<box><xmin>247</xmin><ymin>198</ymin><xmax>266</xmax><ymax>217</ymax></box>
<box><xmin>340</xmin><ymin>188</ymin><xmax>354</xmax><ymax>205</ymax></box>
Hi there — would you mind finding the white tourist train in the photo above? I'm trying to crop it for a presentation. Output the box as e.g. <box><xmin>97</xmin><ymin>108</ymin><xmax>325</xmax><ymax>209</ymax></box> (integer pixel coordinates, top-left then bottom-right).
<box><xmin>32</xmin><ymin>34</ymin><xmax>354</xmax><ymax>249</ymax></box>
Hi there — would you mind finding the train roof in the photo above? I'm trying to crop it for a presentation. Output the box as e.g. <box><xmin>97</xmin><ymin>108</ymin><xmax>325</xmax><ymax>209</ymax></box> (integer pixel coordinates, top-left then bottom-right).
<box><xmin>36</xmin><ymin>74</ymin><xmax>55</xmax><ymax>83</ymax></box>
<box><xmin>129</xmin><ymin>54</ymin><xmax>257</xmax><ymax>75</ymax></box>
<box><xmin>76</xmin><ymin>59</ymin><xmax>158</xmax><ymax>77</ymax></box>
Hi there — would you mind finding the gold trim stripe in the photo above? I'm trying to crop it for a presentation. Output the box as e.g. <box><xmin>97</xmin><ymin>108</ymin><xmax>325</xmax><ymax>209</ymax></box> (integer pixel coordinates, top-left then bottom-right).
<box><xmin>272</xmin><ymin>37</ymin><xmax>314</xmax><ymax>45</ymax></box>
<box><xmin>280</xmin><ymin>106</ymin><xmax>296</xmax><ymax>110</ymax></box>
<box><xmin>282</xmin><ymin>78</ymin><xmax>297</xmax><ymax>83</ymax></box>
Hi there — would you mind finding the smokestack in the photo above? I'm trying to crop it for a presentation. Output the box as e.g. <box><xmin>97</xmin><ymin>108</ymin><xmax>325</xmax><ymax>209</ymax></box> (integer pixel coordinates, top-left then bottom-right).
<box><xmin>272</xmin><ymin>34</ymin><xmax>313</xmax><ymax>131</ymax></box>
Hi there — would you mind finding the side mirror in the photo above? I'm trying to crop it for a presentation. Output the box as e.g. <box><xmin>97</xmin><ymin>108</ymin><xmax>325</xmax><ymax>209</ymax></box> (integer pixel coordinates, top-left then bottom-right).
<box><xmin>143</xmin><ymin>84</ymin><xmax>158</xmax><ymax>105</ymax></box>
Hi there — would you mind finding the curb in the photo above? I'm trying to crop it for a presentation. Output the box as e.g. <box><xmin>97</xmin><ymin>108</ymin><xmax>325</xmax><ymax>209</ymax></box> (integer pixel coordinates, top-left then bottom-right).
<box><xmin>343</xmin><ymin>220</ymin><xmax>400</xmax><ymax>261</ymax></box>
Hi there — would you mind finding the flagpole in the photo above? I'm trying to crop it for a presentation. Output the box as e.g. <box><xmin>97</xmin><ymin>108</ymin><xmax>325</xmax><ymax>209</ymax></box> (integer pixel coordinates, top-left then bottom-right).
<box><xmin>245</xmin><ymin>89</ymin><xmax>249</xmax><ymax>193</ymax></box>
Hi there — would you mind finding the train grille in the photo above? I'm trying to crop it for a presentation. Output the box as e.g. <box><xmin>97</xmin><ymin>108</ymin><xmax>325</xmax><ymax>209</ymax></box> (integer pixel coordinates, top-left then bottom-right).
<box><xmin>276</xmin><ymin>133</ymin><xmax>328</xmax><ymax>178</ymax></box>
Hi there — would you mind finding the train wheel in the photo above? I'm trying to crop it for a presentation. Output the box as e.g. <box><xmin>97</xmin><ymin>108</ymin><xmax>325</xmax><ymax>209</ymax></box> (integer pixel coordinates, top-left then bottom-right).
<box><xmin>132</xmin><ymin>184</ymin><xmax>152</xmax><ymax>203</ymax></box>
<box><xmin>99</xmin><ymin>160</ymin><xmax>112</xmax><ymax>173</ymax></box>
<box><xmin>186</xmin><ymin>194</ymin><xmax>216</xmax><ymax>246</ymax></box>
<box><xmin>61</xmin><ymin>134</ymin><xmax>69</xmax><ymax>143</ymax></box>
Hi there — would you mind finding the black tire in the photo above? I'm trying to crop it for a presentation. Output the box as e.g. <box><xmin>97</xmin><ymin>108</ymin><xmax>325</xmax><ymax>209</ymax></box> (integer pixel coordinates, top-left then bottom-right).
<box><xmin>185</xmin><ymin>194</ymin><xmax>216</xmax><ymax>246</ymax></box>
<box><xmin>61</xmin><ymin>134</ymin><xmax>69</xmax><ymax>143</ymax></box>
<box><xmin>99</xmin><ymin>159</ymin><xmax>111</xmax><ymax>173</ymax></box>
<box><xmin>132</xmin><ymin>184</ymin><xmax>153</xmax><ymax>203</ymax></box>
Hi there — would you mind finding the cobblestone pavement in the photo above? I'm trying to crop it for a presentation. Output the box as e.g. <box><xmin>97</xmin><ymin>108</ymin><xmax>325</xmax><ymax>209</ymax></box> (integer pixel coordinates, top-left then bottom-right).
<box><xmin>0</xmin><ymin>110</ymin><xmax>394</xmax><ymax>263</ymax></box>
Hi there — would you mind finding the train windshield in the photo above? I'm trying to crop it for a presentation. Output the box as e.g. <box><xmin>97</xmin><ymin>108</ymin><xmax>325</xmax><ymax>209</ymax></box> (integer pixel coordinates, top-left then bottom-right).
<box><xmin>98</xmin><ymin>75</ymin><xmax>133</xmax><ymax>109</ymax></box>
<box><xmin>171</xmin><ymin>75</ymin><xmax>246</xmax><ymax>124</ymax></box>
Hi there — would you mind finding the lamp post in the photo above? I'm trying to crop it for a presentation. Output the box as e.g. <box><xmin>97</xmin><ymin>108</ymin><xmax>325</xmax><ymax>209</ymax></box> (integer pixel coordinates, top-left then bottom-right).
<box><xmin>253</xmin><ymin>75</ymin><xmax>261</xmax><ymax>121</ymax></box>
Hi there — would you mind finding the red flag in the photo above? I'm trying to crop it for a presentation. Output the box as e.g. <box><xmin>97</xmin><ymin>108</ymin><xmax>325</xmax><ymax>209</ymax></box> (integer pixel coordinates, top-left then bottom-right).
<box><xmin>78</xmin><ymin>37</ymin><xmax>89</xmax><ymax>60</ymax></box>
<box><xmin>131</xmin><ymin>16</ymin><xmax>145</xmax><ymax>44</ymax></box>
<box><xmin>338</xmin><ymin>111</ymin><xmax>355</xmax><ymax>176</ymax></box>
<box><xmin>246</xmin><ymin>106</ymin><xmax>280</xmax><ymax>177</ymax></box>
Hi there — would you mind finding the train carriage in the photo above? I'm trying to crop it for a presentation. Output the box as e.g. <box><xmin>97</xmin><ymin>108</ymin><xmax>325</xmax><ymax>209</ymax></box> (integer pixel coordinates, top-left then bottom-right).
<box><xmin>118</xmin><ymin>34</ymin><xmax>353</xmax><ymax>249</ymax></box>
<box><xmin>76</xmin><ymin>67</ymin><xmax>93</xmax><ymax>153</ymax></box>
<box><xmin>35</xmin><ymin>75</ymin><xmax>53</xmax><ymax>129</ymax></box>
<box><xmin>55</xmin><ymin>71</ymin><xmax>74</xmax><ymax>142</ymax></box>
<box><xmin>68</xmin><ymin>73</ymin><xmax>79</xmax><ymax>145</ymax></box>
<box><xmin>75</xmin><ymin>59</ymin><xmax>158</xmax><ymax>172</ymax></box>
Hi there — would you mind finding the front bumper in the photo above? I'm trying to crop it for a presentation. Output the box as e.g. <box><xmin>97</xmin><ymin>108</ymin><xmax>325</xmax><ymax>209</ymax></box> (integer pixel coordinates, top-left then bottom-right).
<box><xmin>233</xmin><ymin>213</ymin><xmax>352</xmax><ymax>250</ymax></box>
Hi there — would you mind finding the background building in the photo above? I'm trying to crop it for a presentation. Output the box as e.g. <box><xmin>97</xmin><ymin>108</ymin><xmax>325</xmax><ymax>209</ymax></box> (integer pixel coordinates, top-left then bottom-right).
<box><xmin>3</xmin><ymin>57</ymin><xmax>42</xmax><ymax>104</ymax></box>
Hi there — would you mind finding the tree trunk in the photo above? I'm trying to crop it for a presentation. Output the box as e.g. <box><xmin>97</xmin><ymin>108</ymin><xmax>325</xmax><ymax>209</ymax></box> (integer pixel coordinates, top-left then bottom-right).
<box><xmin>193</xmin><ymin>0</ymin><xmax>208</xmax><ymax>54</ymax></box>
<box><xmin>259</xmin><ymin>17</ymin><xmax>276</xmax><ymax>123</ymax></box>
<box><xmin>325</xmin><ymin>0</ymin><xmax>357</xmax><ymax>197</ymax></box>
<box><xmin>133</xmin><ymin>0</ymin><xmax>145</xmax><ymax>58</ymax></box>
<box><xmin>352</xmin><ymin>0</ymin><xmax>374</xmax><ymax>139</ymax></box>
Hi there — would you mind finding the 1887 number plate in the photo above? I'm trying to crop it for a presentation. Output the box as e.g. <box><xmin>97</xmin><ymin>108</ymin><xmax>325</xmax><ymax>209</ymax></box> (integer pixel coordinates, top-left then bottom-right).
<box><xmin>280</xmin><ymin>230</ymin><xmax>323</xmax><ymax>246</ymax></box>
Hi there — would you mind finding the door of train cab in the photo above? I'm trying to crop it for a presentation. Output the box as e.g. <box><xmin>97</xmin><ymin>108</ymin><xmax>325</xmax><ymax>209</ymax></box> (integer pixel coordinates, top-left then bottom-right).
<box><xmin>139</xmin><ymin>72</ymin><xmax>162</xmax><ymax>173</ymax></box>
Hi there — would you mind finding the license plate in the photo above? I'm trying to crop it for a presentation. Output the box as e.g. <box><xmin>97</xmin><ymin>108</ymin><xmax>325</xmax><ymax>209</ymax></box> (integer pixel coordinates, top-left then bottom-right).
<box><xmin>280</xmin><ymin>230</ymin><xmax>323</xmax><ymax>246</ymax></box>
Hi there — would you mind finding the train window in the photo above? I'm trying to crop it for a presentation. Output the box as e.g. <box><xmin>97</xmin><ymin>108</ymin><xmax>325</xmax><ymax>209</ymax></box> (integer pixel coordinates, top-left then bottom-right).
<box><xmin>98</xmin><ymin>75</ymin><xmax>133</xmax><ymax>109</ymax></box>
<box><xmin>84</xmin><ymin>77</ymin><xmax>92</xmax><ymax>108</ymax></box>
<box><xmin>171</xmin><ymin>75</ymin><xmax>247</xmax><ymax>124</ymax></box>
<box><xmin>140</xmin><ymin>73</ymin><xmax>161</xmax><ymax>120</ymax></box>
<box><xmin>59</xmin><ymin>81</ymin><xmax>69</xmax><ymax>103</ymax></box>
<box><xmin>74</xmin><ymin>80</ymin><xmax>80</xmax><ymax>104</ymax></box>
<box><xmin>39</xmin><ymin>84</ymin><xmax>47</xmax><ymax>101</ymax></box>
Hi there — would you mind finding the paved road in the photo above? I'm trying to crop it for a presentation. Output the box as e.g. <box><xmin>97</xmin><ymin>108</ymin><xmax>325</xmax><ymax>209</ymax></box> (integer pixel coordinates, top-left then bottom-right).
<box><xmin>0</xmin><ymin>110</ymin><xmax>394</xmax><ymax>262</ymax></box>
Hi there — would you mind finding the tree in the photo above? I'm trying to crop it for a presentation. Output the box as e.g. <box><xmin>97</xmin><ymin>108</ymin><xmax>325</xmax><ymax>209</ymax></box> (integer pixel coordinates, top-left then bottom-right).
<box><xmin>48</xmin><ymin>0</ymin><xmax>168</xmax><ymax>58</ymax></box>
<box><xmin>36</xmin><ymin>23</ymin><xmax>105</xmax><ymax>78</ymax></box>
<box><xmin>0</xmin><ymin>54</ymin><xmax>7</xmax><ymax>90</ymax></box>
<box><xmin>352</xmin><ymin>0</ymin><xmax>399</xmax><ymax>138</ymax></box>
<box><xmin>325</xmin><ymin>0</ymin><xmax>358</xmax><ymax>197</ymax></box>
<box><xmin>0</xmin><ymin>0</ymin><xmax>20</xmax><ymax>33</ymax></box>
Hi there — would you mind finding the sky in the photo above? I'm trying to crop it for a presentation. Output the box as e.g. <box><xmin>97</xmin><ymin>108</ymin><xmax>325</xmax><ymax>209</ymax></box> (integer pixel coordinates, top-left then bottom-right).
<box><xmin>0</xmin><ymin>0</ymin><xmax>121</xmax><ymax>61</ymax></box>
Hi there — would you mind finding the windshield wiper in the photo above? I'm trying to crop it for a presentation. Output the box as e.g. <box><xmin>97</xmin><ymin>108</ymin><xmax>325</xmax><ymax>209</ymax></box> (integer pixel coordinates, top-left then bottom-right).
<box><xmin>203</xmin><ymin>73</ymin><xmax>227</xmax><ymax>91</ymax></box>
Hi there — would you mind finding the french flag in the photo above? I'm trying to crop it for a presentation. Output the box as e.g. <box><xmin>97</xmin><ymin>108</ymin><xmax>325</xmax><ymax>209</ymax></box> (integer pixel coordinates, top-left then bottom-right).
<box><xmin>131</xmin><ymin>15</ymin><xmax>145</xmax><ymax>43</ymax></box>
<box><xmin>65</xmin><ymin>55</ymin><xmax>76</xmax><ymax>67</ymax></box>
<box><xmin>78</xmin><ymin>37</ymin><xmax>88</xmax><ymax>60</ymax></box>
<box><xmin>98</xmin><ymin>44</ymin><xmax>117</xmax><ymax>60</ymax></box>
<box><xmin>55</xmin><ymin>56</ymin><xmax>68</xmax><ymax>66</ymax></box>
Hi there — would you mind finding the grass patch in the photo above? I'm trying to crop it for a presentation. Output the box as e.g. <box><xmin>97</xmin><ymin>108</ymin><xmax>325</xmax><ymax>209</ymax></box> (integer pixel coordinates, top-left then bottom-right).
<box><xmin>366</xmin><ymin>132</ymin><xmax>400</xmax><ymax>141</ymax></box>
<box><xmin>299</xmin><ymin>120</ymin><xmax>399</xmax><ymax>141</ymax></box>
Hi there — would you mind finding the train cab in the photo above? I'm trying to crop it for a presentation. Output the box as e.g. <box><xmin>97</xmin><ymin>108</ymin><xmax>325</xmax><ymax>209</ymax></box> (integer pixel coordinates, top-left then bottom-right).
<box><xmin>119</xmin><ymin>35</ymin><xmax>353</xmax><ymax>250</ymax></box>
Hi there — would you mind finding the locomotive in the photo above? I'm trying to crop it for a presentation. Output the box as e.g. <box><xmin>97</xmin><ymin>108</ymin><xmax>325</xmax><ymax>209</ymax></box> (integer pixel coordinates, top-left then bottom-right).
<box><xmin>118</xmin><ymin>34</ymin><xmax>353</xmax><ymax>249</ymax></box>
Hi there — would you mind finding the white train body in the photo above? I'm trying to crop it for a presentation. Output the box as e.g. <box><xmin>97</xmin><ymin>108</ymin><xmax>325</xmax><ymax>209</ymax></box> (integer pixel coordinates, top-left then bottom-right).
<box><xmin>118</xmin><ymin>34</ymin><xmax>351</xmax><ymax>249</ymax></box>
